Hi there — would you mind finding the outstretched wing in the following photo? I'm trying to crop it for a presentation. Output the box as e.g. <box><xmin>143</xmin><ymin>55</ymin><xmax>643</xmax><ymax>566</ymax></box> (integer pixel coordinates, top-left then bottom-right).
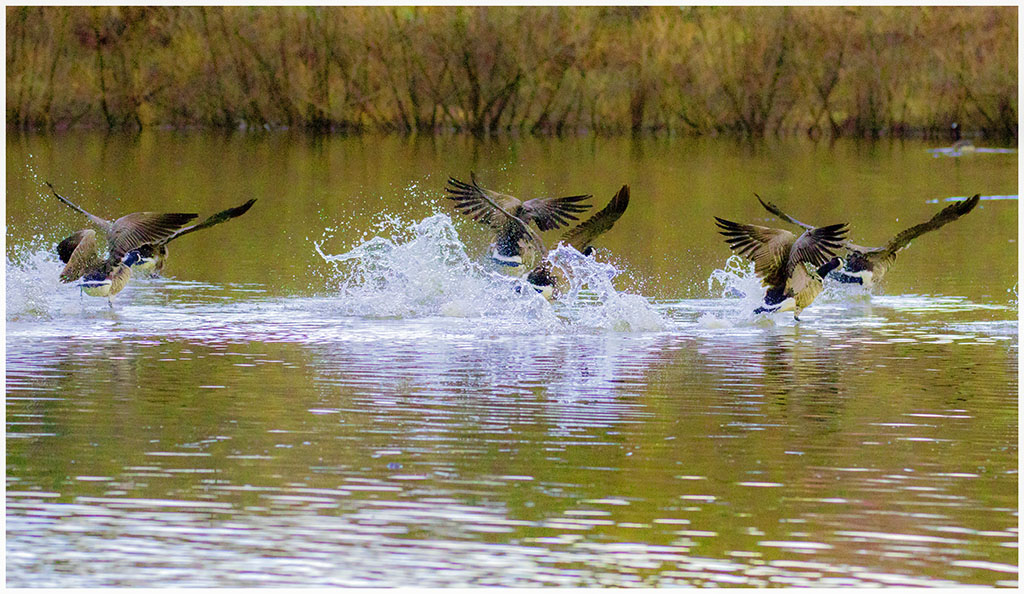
<box><xmin>715</xmin><ymin>217</ymin><xmax>797</xmax><ymax>285</ymax></box>
<box><xmin>755</xmin><ymin>194</ymin><xmax>816</xmax><ymax>231</ymax></box>
<box><xmin>107</xmin><ymin>212</ymin><xmax>198</xmax><ymax>260</ymax></box>
<box><xmin>445</xmin><ymin>174</ymin><xmax>524</xmax><ymax>229</ymax></box>
<box><xmin>445</xmin><ymin>172</ymin><xmax>592</xmax><ymax>233</ymax></box>
<box><xmin>875</xmin><ymin>194</ymin><xmax>981</xmax><ymax>258</ymax></box>
<box><xmin>161</xmin><ymin>198</ymin><xmax>257</xmax><ymax>244</ymax></box>
<box><xmin>46</xmin><ymin>181</ymin><xmax>115</xmax><ymax>233</ymax></box>
<box><xmin>789</xmin><ymin>223</ymin><xmax>849</xmax><ymax>271</ymax></box>
<box><xmin>561</xmin><ymin>184</ymin><xmax>630</xmax><ymax>251</ymax></box>
<box><xmin>445</xmin><ymin>175</ymin><xmax>546</xmax><ymax>254</ymax></box>
<box><xmin>57</xmin><ymin>229</ymin><xmax>102</xmax><ymax>282</ymax></box>
<box><xmin>519</xmin><ymin>192</ymin><xmax>593</xmax><ymax>231</ymax></box>
<box><xmin>757</xmin><ymin>194</ymin><xmax>866</xmax><ymax>255</ymax></box>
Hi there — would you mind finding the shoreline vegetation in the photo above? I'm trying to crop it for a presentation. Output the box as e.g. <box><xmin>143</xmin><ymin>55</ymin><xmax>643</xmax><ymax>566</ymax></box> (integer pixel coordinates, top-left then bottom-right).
<box><xmin>6</xmin><ymin>6</ymin><xmax>1018</xmax><ymax>141</ymax></box>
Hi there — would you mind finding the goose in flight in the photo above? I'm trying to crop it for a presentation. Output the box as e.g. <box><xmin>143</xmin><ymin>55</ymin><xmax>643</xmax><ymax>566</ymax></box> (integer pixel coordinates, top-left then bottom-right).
<box><xmin>715</xmin><ymin>216</ymin><xmax>848</xmax><ymax>320</ymax></box>
<box><xmin>444</xmin><ymin>173</ymin><xmax>591</xmax><ymax>270</ymax></box>
<box><xmin>47</xmin><ymin>182</ymin><xmax>255</xmax><ymax>276</ymax></box>
<box><xmin>52</xmin><ymin>206</ymin><xmax>197</xmax><ymax>306</ymax></box>
<box><xmin>756</xmin><ymin>193</ymin><xmax>980</xmax><ymax>288</ymax></box>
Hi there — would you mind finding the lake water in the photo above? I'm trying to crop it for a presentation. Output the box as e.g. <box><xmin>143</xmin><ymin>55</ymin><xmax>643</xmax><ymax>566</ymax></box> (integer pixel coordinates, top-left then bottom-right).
<box><xmin>6</xmin><ymin>132</ymin><xmax>1018</xmax><ymax>587</ymax></box>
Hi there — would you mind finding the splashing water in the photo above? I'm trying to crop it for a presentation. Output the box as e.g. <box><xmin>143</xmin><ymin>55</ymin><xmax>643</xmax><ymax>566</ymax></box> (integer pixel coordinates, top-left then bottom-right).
<box><xmin>314</xmin><ymin>214</ymin><xmax>665</xmax><ymax>333</ymax></box>
<box><xmin>6</xmin><ymin>237</ymin><xmax>79</xmax><ymax>321</ymax></box>
<box><xmin>545</xmin><ymin>243</ymin><xmax>665</xmax><ymax>332</ymax></box>
<box><xmin>707</xmin><ymin>255</ymin><xmax>761</xmax><ymax>300</ymax></box>
<box><xmin>701</xmin><ymin>255</ymin><xmax>766</xmax><ymax>326</ymax></box>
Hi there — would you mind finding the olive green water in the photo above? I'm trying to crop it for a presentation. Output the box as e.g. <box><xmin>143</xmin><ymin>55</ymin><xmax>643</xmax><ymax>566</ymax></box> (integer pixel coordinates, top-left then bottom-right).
<box><xmin>6</xmin><ymin>132</ymin><xmax>1018</xmax><ymax>587</ymax></box>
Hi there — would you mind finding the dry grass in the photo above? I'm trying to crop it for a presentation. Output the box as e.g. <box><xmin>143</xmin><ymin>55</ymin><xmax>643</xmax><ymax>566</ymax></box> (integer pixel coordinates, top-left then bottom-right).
<box><xmin>6</xmin><ymin>6</ymin><xmax>1017</xmax><ymax>140</ymax></box>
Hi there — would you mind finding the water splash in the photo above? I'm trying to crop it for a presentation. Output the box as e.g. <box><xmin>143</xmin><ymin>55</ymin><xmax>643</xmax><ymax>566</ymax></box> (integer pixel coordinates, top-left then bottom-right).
<box><xmin>314</xmin><ymin>214</ymin><xmax>664</xmax><ymax>333</ymax></box>
<box><xmin>701</xmin><ymin>255</ymin><xmax>765</xmax><ymax>326</ymax></box>
<box><xmin>545</xmin><ymin>243</ymin><xmax>665</xmax><ymax>332</ymax></box>
<box><xmin>707</xmin><ymin>255</ymin><xmax>761</xmax><ymax>299</ymax></box>
<box><xmin>816</xmin><ymin>276</ymin><xmax>873</xmax><ymax>303</ymax></box>
<box><xmin>6</xmin><ymin>237</ymin><xmax>72</xmax><ymax>320</ymax></box>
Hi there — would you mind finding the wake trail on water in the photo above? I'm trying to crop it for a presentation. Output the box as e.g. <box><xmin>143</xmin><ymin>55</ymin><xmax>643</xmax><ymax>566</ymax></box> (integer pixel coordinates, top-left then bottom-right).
<box><xmin>314</xmin><ymin>213</ymin><xmax>666</xmax><ymax>333</ymax></box>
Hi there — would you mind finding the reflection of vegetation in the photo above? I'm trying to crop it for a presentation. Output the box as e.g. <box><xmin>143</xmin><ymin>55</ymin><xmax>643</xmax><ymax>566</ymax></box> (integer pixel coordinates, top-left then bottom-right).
<box><xmin>6</xmin><ymin>6</ymin><xmax>1017</xmax><ymax>140</ymax></box>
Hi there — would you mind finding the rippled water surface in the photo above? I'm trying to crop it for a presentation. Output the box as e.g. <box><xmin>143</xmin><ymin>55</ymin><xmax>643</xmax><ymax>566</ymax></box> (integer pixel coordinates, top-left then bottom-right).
<box><xmin>6</xmin><ymin>133</ymin><xmax>1018</xmax><ymax>587</ymax></box>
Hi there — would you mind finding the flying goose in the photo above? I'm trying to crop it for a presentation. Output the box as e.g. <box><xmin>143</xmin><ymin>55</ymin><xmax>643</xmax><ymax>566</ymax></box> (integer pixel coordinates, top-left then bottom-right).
<box><xmin>444</xmin><ymin>173</ymin><xmax>592</xmax><ymax>270</ymax></box>
<box><xmin>47</xmin><ymin>182</ymin><xmax>255</xmax><ymax>275</ymax></box>
<box><xmin>54</xmin><ymin>214</ymin><xmax>196</xmax><ymax>306</ymax></box>
<box><xmin>715</xmin><ymin>216</ymin><xmax>848</xmax><ymax>319</ymax></box>
<box><xmin>756</xmin><ymin>193</ymin><xmax>980</xmax><ymax>288</ymax></box>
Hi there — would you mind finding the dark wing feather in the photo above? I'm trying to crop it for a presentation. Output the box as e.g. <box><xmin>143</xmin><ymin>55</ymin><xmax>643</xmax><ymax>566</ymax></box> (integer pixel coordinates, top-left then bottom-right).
<box><xmin>57</xmin><ymin>229</ymin><xmax>94</xmax><ymax>264</ymax></box>
<box><xmin>561</xmin><ymin>184</ymin><xmax>630</xmax><ymax>251</ymax></box>
<box><xmin>789</xmin><ymin>223</ymin><xmax>848</xmax><ymax>271</ymax></box>
<box><xmin>161</xmin><ymin>198</ymin><xmax>257</xmax><ymax>244</ymax></box>
<box><xmin>444</xmin><ymin>174</ymin><xmax>522</xmax><ymax>229</ymax></box>
<box><xmin>785</xmin><ymin>262</ymin><xmax>815</xmax><ymax>296</ymax></box>
<box><xmin>445</xmin><ymin>175</ymin><xmax>545</xmax><ymax>254</ymax></box>
<box><xmin>107</xmin><ymin>212</ymin><xmax>198</xmax><ymax>260</ymax></box>
<box><xmin>875</xmin><ymin>194</ymin><xmax>980</xmax><ymax>259</ymax></box>
<box><xmin>520</xmin><ymin>193</ymin><xmax>592</xmax><ymax>231</ymax></box>
<box><xmin>755</xmin><ymin>194</ymin><xmax>816</xmax><ymax>231</ymax></box>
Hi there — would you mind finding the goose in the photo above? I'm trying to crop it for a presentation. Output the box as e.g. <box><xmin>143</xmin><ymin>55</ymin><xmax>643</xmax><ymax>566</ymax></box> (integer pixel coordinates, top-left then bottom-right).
<box><xmin>55</xmin><ymin>217</ymin><xmax>196</xmax><ymax>307</ymax></box>
<box><xmin>444</xmin><ymin>173</ymin><xmax>591</xmax><ymax>270</ymax></box>
<box><xmin>756</xmin><ymin>193</ymin><xmax>980</xmax><ymax>288</ymax></box>
<box><xmin>46</xmin><ymin>182</ymin><xmax>255</xmax><ymax>276</ymax></box>
<box><xmin>715</xmin><ymin>216</ymin><xmax>848</xmax><ymax>320</ymax></box>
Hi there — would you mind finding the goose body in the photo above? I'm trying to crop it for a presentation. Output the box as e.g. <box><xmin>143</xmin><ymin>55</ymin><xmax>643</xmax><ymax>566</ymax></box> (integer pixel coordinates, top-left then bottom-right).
<box><xmin>756</xmin><ymin>193</ymin><xmax>980</xmax><ymax>289</ymax></box>
<box><xmin>79</xmin><ymin>256</ymin><xmax>137</xmax><ymax>298</ymax></box>
<box><xmin>521</xmin><ymin>264</ymin><xmax>557</xmax><ymax>300</ymax></box>
<box><xmin>754</xmin><ymin>258</ymin><xmax>842</xmax><ymax>316</ymax></box>
<box><xmin>48</xmin><ymin>184</ymin><xmax>198</xmax><ymax>306</ymax></box>
<box><xmin>126</xmin><ymin>243</ymin><xmax>166</xmax><ymax>274</ymax></box>
<box><xmin>56</xmin><ymin>230</ymin><xmax>152</xmax><ymax>306</ymax></box>
<box><xmin>715</xmin><ymin>216</ymin><xmax>848</xmax><ymax>319</ymax></box>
